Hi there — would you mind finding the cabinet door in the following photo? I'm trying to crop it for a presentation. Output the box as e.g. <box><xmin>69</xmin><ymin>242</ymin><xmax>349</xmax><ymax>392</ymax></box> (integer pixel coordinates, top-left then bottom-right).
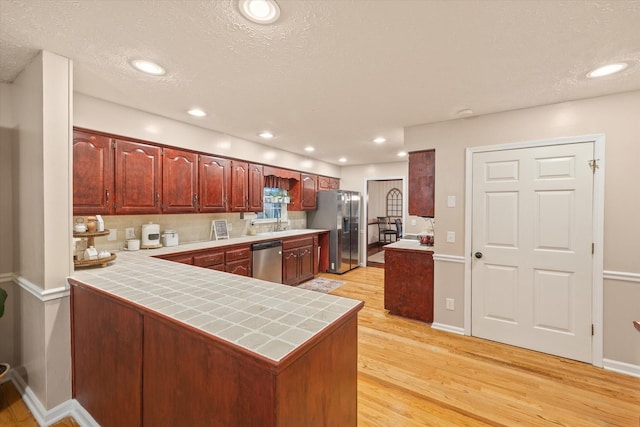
<box><xmin>329</xmin><ymin>177</ymin><xmax>340</xmax><ymax>190</ymax></box>
<box><xmin>229</xmin><ymin>160</ymin><xmax>248</xmax><ymax>212</ymax></box>
<box><xmin>248</xmin><ymin>163</ymin><xmax>264</xmax><ymax>212</ymax></box>
<box><xmin>408</xmin><ymin>149</ymin><xmax>435</xmax><ymax>217</ymax></box>
<box><xmin>318</xmin><ymin>176</ymin><xmax>331</xmax><ymax>191</ymax></box>
<box><xmin>226</xmin><ymin>259</ymin><xmax>251</xmax><ymax>277</ymax></box>
<box><xmin>298</xmin><ymin>245</ymin><xmax>315</xmax><ymax>282</ymax></box>
<box><xmin>115</xmin><ymin>139</ymin><xmax>162</xmax><ymax>214</ymax></box>
<box><xmin>160</xmin><ymin>253</ymin><xmax>194</xmax><ymax>265</ymax></box>
<box><xmin>300</xmin><ymin>173</ymin><xmax>318</xmax><ymax>210</ymax></box>
<box><xmin>199</xmin><ymin>155</ymin><xmax>229</xmax><ymax>213</ymax></box>
<box><xmin>162</xmin><ymin>148</ymin><xmax>198</xmax><ymax>213</ymax></box>
<box><xmin>282</xmin><ymin>248</ymin><xmax>299</xmax><ymax>285</ymax></box>
<box><xmin>73</xmin><ymin>130</ymin><xmax>114</xmax><ymax>215</ymax></box>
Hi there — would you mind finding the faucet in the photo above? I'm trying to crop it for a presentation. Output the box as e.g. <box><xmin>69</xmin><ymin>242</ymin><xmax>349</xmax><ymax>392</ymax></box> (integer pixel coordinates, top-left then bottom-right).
<box><xmin>275</xmin><ymin>217</ymin><xmax>282</xmax><ymax>232</ymax></box>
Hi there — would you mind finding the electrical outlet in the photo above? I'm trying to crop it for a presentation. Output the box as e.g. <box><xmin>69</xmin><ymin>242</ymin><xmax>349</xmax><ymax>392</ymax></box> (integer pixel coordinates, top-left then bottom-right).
<box><xmin>125</xmin><ymin>227</ymin><xmax>135</xmax><ymax>239</ymax></box>
<box><xmin>107</xmin><ymin>229</ymin><xmax>117</xmax><ymax>241</ymax></box>
<box><xmin>446</xmin><ymin>298</ymin><xmax>455</xmax><ymax>310</ymax></box>
<box><xmin>446</xmin><ymin>231</ymin><xmax>455</xmax><ymax>243</ymax></box>
<box><xmin>411</xmin><ymin>219</ymin><xmax>416</xmax><ymax>226</ymax></box>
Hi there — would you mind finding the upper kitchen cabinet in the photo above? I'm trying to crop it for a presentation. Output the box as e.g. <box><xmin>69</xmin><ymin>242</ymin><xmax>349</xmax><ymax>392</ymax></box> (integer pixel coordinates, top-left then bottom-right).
<box><xmin>408</xmin><ymin>149</ymin><xmax>435</xmax><ymax>217</ymax></box>
<box><xmin>73</xmin><ymin>129</ymin><xmax>114</xmax><ymax>215</ymax></box>
<box><xmin>290</xmin><ymin>173</ymin><xmax>318</xmax><ymax>211</ymax></box>
<box><xmin>199</xmin><ymin>155</ymin><xmax>230</xmax><ymax>213</ymax></box>
<box><xmin>162</xmin><ymin>148</ymin><xmax>198</xmax><ymax>213</ymax></box>
<box><xmin>229</xmin><ymin>161</ymin><xmax>264</xmax><ymax>212</ymax></box>
<box><xmin>115</xmin><ymin>139</ymin><xmax>163</xmax><ymax>215</ymax></box>
<box><xmin>318</xmin><ymin>176</ymin><xmax>340</xmax><ymax>191</ymax></box>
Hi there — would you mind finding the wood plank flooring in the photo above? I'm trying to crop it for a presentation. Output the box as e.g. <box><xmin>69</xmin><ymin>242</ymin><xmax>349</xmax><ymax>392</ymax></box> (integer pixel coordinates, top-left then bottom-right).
<box><xmin>2</xmin><ymin>266</ymin><xmax>638</xmax><ymax>426</ymax></box>
<box><xmin>324</xmin><ymin>267</ymin><xmax>640</xmax><ymax>427</ymax></box>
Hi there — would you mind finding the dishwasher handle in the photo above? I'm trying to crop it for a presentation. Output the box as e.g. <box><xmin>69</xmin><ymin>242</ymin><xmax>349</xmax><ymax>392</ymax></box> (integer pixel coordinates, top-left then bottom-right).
<box><xmin>251</xmin><ymin>240</ymin><xmax>283</xmax><ymax>251</ymax></box>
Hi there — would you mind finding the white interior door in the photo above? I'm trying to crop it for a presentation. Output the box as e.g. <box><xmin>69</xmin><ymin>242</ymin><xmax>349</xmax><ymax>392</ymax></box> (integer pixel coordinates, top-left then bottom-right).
<box><xmin>471</xmin><ymin>142</ymin><xmax>594</xmax><ymax>363</ymax></box>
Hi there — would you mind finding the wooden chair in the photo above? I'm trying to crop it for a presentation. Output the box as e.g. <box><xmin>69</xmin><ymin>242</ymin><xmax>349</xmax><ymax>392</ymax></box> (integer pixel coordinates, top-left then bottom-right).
<box><xmin>377</xmin><ymin>217</ymin><xmax>398</xmax><ymax>244</ymax></box>
<box><xmin>394</xmin><ymin>218</ymin><xmax>403</xmax><ymax>239</ymax></box>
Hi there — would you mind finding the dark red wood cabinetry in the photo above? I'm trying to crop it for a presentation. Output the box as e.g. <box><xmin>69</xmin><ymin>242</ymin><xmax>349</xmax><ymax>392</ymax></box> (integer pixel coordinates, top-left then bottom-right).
<box><xmin>199</xmin><ymin>155</ymin><xmax>229</xmax><ymax>212</ymax></box>
<box><xmin>224</xmin><ymin>246</ymin><xmax>252</xmax><ymax>277</ymax></box>
<box><xmin>157</xmin><ymin>244</ymin><xmax>251</xmax><ymax>277</ymax></box>
<box><xmin>318</xmin><ymin>176</ymin><xmax>340</xmax><ymax>192</ymax></box>
<box><xmin>248</xmin><ymin>163</ymin><xmax>264</xmax><ymax>212</ymax></box>
<box><xmin>114</xmin><ymin>139</ymin><xmax>162</xmax><ymax>215</ymax></box>
<box><xmin>384</xmin><ymin>246</ymin><xmax>434</xmax><ymax>323</ymax></box>
<box><xmin>229</xmin><ymin>161</ymin><xmax>264</xmax><ymax>213</ymax></box>
<box><xmin>162</xmin><ymin>148</ymin><xmax>198</xmax><ymax>213</ymax></box>
<box><xmin>291</xmin><ymin>173</ymin><xmax>317</xmax><ymax>211</ymax></box>
<box><xmin>282</xmin><ymin>236</ymin><xmax>315</xmax><ymax>285</ymax></box>
<box><xmin>408</xmin><ymin>149</ymin><xmax>435</xmax><ymax>217</ymax></box>
<box><xmin>73</xmin><ymin>130</ymin><xmax>114</xmax><ymax>215</ymax></box>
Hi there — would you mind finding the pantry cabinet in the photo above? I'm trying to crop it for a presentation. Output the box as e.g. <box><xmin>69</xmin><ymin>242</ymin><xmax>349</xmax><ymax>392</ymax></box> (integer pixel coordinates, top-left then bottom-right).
<box><xmin>115</xmin><ymin>139</ymin><xmax>163</xmax><ymax>215</ymax></box>
<box><xmin>199</xmin><ymin>155</ymin><xmax>230</xmax><ymax>213</ymax></box>
<box><xmin>162</xmin><ymin>148</ymin><xmax>198</xmax><ymax>213</ymax></box>
<box><xmin>73</xmin><ymin>130</ymin><xmax>114</xmax><ymax>215</ymax></box>
<box><xmin>408</xmin><ymin>149</ymin><xmax>435</xmax><ymax>217</ymax></box>
<box><xmin>282</xmin><ymin>236</ymin><xmax>315</xmax><ymax>285</ymax></box>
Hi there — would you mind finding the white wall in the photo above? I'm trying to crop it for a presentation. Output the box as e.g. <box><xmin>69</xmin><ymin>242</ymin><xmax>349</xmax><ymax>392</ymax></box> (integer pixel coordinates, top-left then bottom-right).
<box><xmin>405</xmin><ymin>90</ymin><xmax>640</xmax><ymax>368</ymax></box>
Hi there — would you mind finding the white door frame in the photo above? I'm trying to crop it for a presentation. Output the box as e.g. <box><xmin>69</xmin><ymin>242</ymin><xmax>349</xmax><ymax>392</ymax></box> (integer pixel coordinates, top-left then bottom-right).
<box><xmin>464</xmin><ymin>134</ymin><xmax>605</xmax><ymax>367</ymax></box>
<box><xmin>362</xmin><ymin>175</ymin><xmax>406</xmax><ymax>266</ymax></box>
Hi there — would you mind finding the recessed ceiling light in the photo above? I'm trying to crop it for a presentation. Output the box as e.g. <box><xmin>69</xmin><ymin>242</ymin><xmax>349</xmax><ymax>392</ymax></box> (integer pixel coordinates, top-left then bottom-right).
<box><xmin>338</xmin><ymin>157</ymin><xmax>347</xmax><ymax>163</ymax></box>
<box><xmin>397</xmin><ymin>151</ymin><xmax>407</xmax><ymax>157</ymax></box>
<box><xmin>238</xmin><ymin>0</ymin><xmax>280</xmax><ymax>24</ymax></box>
<box><xmin>187</xmin><ymin>108</ymin><xmax>207</xmax><ymax>117</ymax></box>
<box><xmin>130</xmin><ymin>59</ymin><xmax>166</xmax><ymax>76</ymax></box>
<box><xmin>259</xmin><ymin>131</ymin><xmax>274</xmax><ymax>139</ymax></box>
<box><xmin>304</xmin><ymin>146</ymin><xmax>315</xmax><ymax>152</ymax></box>
<box><xmin>373</xmin><ymin>137</ymin><xmax>386</xmax><ymax>144</ymax></box>
<box><xmin>457</xmin><ymin>108</ymin><xmax>474</xmax><ymax>118</ymax></box>
<box><xmin>586</xmin><ymin>62</ymin><xmax>629</xmax><ymax>78</ymax></box>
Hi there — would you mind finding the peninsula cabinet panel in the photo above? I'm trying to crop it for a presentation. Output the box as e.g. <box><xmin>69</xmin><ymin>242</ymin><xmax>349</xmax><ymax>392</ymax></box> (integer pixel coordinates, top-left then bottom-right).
<box><xmin>162</xmin><ymin>148</ymin><xmax>198</xmax><ymax>213</ymax></box>
<box><xmin>115</xmin><ymin>139</ymin><xmax>162</xmax><ymax>214</ymax></box>
<box><xmin>199</xmin><ymin>154</ymin><xmax>229</xmax><ymax>212</ymax></box>
<box><xmin>408</xmin><ymin>149</ymin><xmax>435</xmax><ymax>217</ymax></box>
<box><xmin>71</xmin><ymin>285</ymin><xmax>143</xmax><ymax>427</ymax></box>
<box><xmin>73</xmin><ymin>130</ymin><xmax>114</xmax><ymax>215</ymax></box>
<box><xmin>229</xmin><ymin>160</ymin><xmax>249</xmax><ymax>212</ymax></box>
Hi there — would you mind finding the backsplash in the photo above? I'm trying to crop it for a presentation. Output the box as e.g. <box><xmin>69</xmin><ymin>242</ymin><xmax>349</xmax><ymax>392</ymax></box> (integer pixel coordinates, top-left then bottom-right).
<box><xmin>73</xmin><ymin>211</ymin><xmax>307</xmax><ymax>253</ymax></box>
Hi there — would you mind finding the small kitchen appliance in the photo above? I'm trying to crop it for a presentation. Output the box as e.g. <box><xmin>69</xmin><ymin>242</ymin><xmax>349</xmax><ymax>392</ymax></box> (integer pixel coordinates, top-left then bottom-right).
<box><xmin>141</xmin><ymin>223</ymin><xmax>162</xmax><ymax>248</ymax></box>
<box><xmin>162</xmin><ymin>230</ymin><xmax>179</xmax><ymax>247</ymax></box>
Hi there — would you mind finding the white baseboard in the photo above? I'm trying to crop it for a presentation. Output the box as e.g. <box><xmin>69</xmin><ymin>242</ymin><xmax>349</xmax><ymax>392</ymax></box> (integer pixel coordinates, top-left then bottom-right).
<box><xmin>431</xmin><ymin>322</ymin><xmax>465</xmax><ymax>335</ymax></box>
<box><xmin>602</xmin><ymin>358</ymin><xmax>640</xmax><ymax>378</ymax></box>
<box><xmin>10</xmin><ymin>370</ymin><xmax>99</xmax><ymax>427</ymax></box>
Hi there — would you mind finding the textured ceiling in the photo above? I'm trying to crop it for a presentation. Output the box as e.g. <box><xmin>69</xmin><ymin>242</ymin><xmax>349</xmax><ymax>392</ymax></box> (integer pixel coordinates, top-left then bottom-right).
<box><xmin>1</xmin><ymin>0</ymin><xmax>639</xmax><ymax>165</ymax></box>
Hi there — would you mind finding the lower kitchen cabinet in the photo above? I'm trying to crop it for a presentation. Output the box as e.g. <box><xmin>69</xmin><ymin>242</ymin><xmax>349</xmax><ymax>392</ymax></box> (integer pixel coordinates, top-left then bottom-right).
<box><xmin>384</xmin><ymin>245</ymin><xmax>434</xmax><ymax>323</ymax></box>
<box><xmin>157</xmin><ymin>245</ymin><xmax>251</xmax><ymax>276</ymax></box>
<box><xmin>282</xmin><ymin>237</ymin><xmax>315</xmax><ymax>285</ymax></box>
<box><xmin>193</xmin><ymin>250</ymin><xmax>225</xmax><ymax>271</ymax></box>
<box><xmin>70</xmin><ymin>281</ymin><xmax>359</xmax><ymax>427</ymax></box>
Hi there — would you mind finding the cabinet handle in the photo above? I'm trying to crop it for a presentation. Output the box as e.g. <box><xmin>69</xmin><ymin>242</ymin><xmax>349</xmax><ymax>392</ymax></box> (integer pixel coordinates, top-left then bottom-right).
<box><xmin>105</xmin><ymin>189</ymin><xmax>110</xmax><ymax>202</ymax></box>
<box><xmin>155</xmin><ymin>192</ymin><xmax>160</xmax><ymax>206</ymax></box>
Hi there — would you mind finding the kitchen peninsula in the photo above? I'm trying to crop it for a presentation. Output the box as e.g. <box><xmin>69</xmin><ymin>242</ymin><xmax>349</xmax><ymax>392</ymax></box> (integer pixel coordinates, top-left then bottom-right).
<box><xmin>68</xmin><ymin>233</ymin><xmax>363</xmax><ymax>427</ymax></box>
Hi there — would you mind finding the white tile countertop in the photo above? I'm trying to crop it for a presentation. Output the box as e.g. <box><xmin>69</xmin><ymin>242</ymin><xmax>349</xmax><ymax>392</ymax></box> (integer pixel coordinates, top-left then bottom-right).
<box><xmin>69</xmin><ymin>229</ymin><xmax>362</xmax><ymax>363</ymax></box>
<box><xmin>384</xmin><ymin>238</ymin><xmax>436</xmax><ymax>253</ymax></box>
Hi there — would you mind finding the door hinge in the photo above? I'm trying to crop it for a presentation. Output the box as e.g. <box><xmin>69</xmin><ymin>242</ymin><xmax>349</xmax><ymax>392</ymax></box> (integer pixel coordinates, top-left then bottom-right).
<box><xmin>588</xmin><ymin>159</ymin><xmax>599</xmax><ymax>174</ymax></box>
<box><xmin>111</xmin><ymin>140</ymin><xmax>116</xmax><ymax>150</ymax></box>
<box><xmin>592</xmin><ymin>324</ymin><xmax>594</xmax><ymax>336</ymax></box>
<box><xmin>592</xmin><ymin>243</ymin><xmax>595</xmax><ymax>254</ymax></box>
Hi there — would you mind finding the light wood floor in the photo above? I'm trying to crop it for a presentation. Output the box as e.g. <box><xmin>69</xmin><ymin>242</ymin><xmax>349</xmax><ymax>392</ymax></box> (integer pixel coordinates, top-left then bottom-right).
<box><xmin>0</xmin><ymin>381</ymin><xmax>79</xmax><ymax>427</ymax></box>
<box><xmin>324</xmin><ymin>267</ymin><xmax>640</xmax><ymax>427</ymax></box>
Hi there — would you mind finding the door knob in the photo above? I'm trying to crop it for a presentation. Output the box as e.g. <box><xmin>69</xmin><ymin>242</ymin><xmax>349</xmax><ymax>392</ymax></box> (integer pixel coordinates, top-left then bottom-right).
<box><xmin>474</xmin><ymin>252</ymin><xmax>483</xmax><ymax>259</ymax></box>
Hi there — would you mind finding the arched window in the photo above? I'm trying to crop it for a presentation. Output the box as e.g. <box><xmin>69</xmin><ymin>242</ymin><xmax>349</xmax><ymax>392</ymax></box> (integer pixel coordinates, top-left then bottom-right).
<box><xmin>386</xmin><ymin>188</ymin><xmax>402</xmax><ymax>217</ymax></box>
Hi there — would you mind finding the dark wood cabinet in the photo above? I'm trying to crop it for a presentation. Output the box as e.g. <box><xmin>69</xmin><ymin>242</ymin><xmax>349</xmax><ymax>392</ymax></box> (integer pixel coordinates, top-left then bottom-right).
<box><xmin>229</xmin><ymin>160</ymin><xmax>249</xmax><ymax>212</ymax></box>
<box><xmin>408</xmin><ymin>149</ymin><xmax>435</xmax><ymax>217</ymax></box>
<box><xmin>199</xmin><ymin>155</ymin><xmax>229</xmax><ymax>213</ymax></box>
<box><xmin>248</xmin><ymin>163</ymin><xmax>264</xmax><ymax>212</ymax></box>
<box><xmin>290</xmin><ymin>173</ymin><xmax>317</xmax><ymax>211</ymax></box>
<box><xmin>384</xmin><ymin>246</ymin><xmax>434</xmax><ymax>323</ymax></box>
<box><xmin>282</xmin><ymin>236</ymin><xmax>315</xmax><ymax>285</ymax></box>
<box><xmin>193</xmin><ymin>250</ymin><xmax>225</xmax><ymax>271</ymax></box>
<box><xmin>225</xmin><ymin>246</ymin><xmax>251</xmax><ymax>277</ymax></box>
<box><xmin>73</xmin><ymin>130</ymin><xmax>114</xmax><ymax>215</ymax></box>
<box><xmin>114</xmin><ymin>139</ymin><xmax>162</xmax><ymax>215</ymax></box>
<box><xmin>162</xmin><ymin>148</ymin><xmax>198</xmax><ymax>213</ymax></box>
<box><xmin>157</xmin><ymin>245</ymin><xmax>251</xmax><ymax>277</ymax></box>
<box><xmin>318</xmin><ymin>176</ymin><xmax>339</xmax><ymax>192</ymax></box>
<box><xmin>160</xmin><ymin>252</ymin><xmax>194</xmax><ymax>265</ymax></box>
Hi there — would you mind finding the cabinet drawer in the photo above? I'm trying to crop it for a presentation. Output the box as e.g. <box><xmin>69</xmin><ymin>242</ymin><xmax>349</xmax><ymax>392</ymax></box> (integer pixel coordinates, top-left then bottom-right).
<box><xmin>283</xmin><ymin>237</ymin><xmax>314</xmax><ymax>250</ymax></box>
<box><xmin>225</xmin><ymin>247</ymin><xmax>250</xmax><ymax>262</ymax></box>
<box><xmin>161</xmin><ymin>253</ymin><xmax>194</xmax><ymax>265</ymax></box>
<box><xmin>193</xmin><ymin>251</ymin><xmax>225</xmax><ymax>268</ymax></box>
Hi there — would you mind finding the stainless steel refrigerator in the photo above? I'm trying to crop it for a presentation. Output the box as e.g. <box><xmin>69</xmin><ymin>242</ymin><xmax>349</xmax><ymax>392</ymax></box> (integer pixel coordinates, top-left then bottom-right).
<box><xmin>307</xmin><ymin>190</ymin><xmax>360</xmax><ymax>274</ymax></box>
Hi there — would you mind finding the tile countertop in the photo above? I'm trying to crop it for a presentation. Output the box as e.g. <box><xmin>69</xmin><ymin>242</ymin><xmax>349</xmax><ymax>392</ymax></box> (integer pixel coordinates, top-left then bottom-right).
<box><xmin>69</xmin><ymin>228</ymin><xmax>363</xmax><ymax>363</ymax></box>
<box><xmin>384</xmin><ymin>238</ymin><xmax>436</xmax><ymax>253</ymax></box>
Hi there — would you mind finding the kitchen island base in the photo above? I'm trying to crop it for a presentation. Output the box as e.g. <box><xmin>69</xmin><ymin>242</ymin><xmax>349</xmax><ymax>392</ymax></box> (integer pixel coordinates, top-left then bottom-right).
<box><xmin>70</xmin><ymin>283</ymin><xmax>360</xmax><ymax>427</ymax></box>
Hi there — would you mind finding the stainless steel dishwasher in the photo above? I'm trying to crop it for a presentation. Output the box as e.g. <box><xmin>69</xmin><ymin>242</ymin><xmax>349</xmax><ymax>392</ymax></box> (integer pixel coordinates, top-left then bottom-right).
<box><xmin>251</xmin><ymin>240</ymin><xmax>283</xmax><ymax>284</ymax></box>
